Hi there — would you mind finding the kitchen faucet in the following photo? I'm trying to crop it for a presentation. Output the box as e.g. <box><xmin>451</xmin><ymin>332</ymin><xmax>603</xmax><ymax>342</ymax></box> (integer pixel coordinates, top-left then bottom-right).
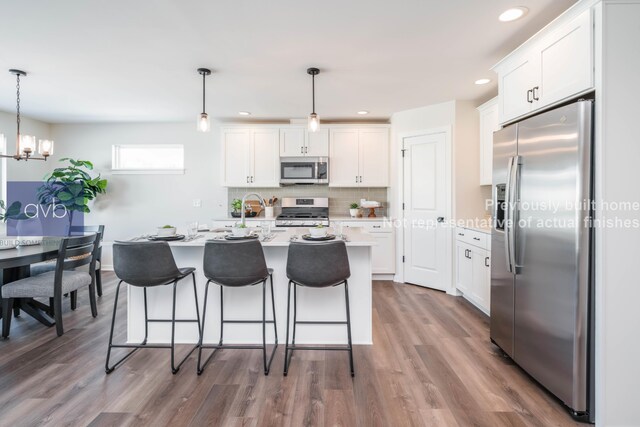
<box><xmin>241</xmin><ymin>193</ymin><xmax>266</xmax><ymax>227</ymax></box>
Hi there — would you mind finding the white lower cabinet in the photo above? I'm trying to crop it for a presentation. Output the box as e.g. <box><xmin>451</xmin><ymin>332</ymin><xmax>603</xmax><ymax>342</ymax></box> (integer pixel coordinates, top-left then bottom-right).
<box><xmin>340</xmin><ymin>221</ymin><xmax>395</xmax><ymax>275</ymax></box>
<box><xmin>455</xmin><ymin>227</ymin><xmax>491</xmax><ymax>314</ymax></box>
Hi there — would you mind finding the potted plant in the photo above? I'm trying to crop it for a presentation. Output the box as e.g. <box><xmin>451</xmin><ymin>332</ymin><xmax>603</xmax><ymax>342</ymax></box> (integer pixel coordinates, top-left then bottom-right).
<box><xmin>37</xmin><ymin>158</ymin><xmax>107</xmax><ymax>234</ymax></box>
<box><xmin>349</xmin><ymin>203</ymin><xmax>360</xmax><ymax>218</ymax></box>
<box><xmin>231</xmin><ymin>199</ymin><xmax>243</xmax><ymax>218</ymax></box>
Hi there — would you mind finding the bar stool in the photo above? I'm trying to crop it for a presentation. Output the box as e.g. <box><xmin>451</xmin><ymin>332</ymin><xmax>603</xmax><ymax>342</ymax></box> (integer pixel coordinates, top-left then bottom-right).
<box><xmin>106</xmin><ymin>241</ymin><xmax>201</xmax><ymax>374</ymax></box>
<box><xmin>197</xmin><ymin>239</ymin><xmax>277</xmax><ymax>375</ymax></box>
<box><xmin>284</xmin><ymin>241</ymin><xmax>354</xmax><ymax>377</ymax></box>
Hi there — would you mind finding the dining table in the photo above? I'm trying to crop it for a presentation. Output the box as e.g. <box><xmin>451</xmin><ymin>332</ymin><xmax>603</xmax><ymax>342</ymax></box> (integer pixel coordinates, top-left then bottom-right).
<box><xmin>0</xmin><ymin>238</ymin><xmax>62</xmax><ymax>327</ymax></box>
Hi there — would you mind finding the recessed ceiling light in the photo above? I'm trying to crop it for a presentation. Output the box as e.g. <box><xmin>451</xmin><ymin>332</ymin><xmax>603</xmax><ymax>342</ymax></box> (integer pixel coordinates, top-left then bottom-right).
<box><xmin>475</xmin><ymin>78</ymin><xmax>491</xmax><ymax>85</ymax></box>
<box><xmin>357</xmin><ymin>110</ymin><xmax>369</xmax><ymax>115</ymax></box>
<box><xmin>238</xmin><ymin>111</ymin><xmax>251</xmax><ymax>116</ymax></box>
<box><xmin>499</xmin><ymin>7</ymin><xmax>529</xmax><ymax>22</ymax></box>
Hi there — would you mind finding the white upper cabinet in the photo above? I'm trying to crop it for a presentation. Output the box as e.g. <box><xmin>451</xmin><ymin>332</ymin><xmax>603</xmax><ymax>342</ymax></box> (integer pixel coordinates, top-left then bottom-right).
<box><xmin>251</xmin><ymin>129</ymin><xmax>280</xmax><ymax>187</ymax></box>
<box><xmin>279</xmin><ymin>127</ymin><xmax>306</xmax><ymax>156</ymax></box>
<box><xmin>330</xmin><ymin>129</ymin><xmax>360</xmax><ymax>186</ymax></box>
<box><xmin>222</xmin><ymin>128</ymin><xmax>251</xmax><ymax>187</ymax></box>
<box><xmin>537</xmin><ymin>9</ymin><xmax>593</xmax><ymax>107</ymax></box>
<box><xmin>359</xmin><ymin>128</ymin><xmax>389</xmax><ymax>187</ymax></box>
<box><xmin>499</xmin><ymin>53</ymin><xmax>538</xmax><ymax>123</ymax></box>
<box><xmin>477</xmin><ymin>97</ymin><xmax>500</xmax><ymax>186</ymax></box>
<box><xmin>222</xmin><ymin>127</ymin><xmax>279</xmax><ymax>187</ymax></box>
<box><xmin>279</xmin><ymin>127</ymin><xmax>329</xmax><ymax>157</ymax></box>
<box><xmin>493</xmin><ymin>7</ymin><xmax>594</xmax><ymax>124</ymax></box>
<box><xmin>305</xmin><ymin>128</ymin><xmax>329</xmax><ymax>157</ymax></box>
<box><xmin>330</xmin><ymin>127</ymin><xmax>389</xmax><ymax>187</ymax></box>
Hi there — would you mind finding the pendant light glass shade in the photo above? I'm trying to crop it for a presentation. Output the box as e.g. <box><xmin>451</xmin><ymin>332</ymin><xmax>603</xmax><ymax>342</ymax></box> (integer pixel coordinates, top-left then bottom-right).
<box><xmin>19</xmin><ymin>134</ymin><xmax>36</xmax><ymax>154</ymax></box>
<box><xmin>308</xmin><ymin>113</ymin><xmax>320</xmax><ymax>132</ymax></box>
<box><xmin>38</xmin><ymin>139</ymin><xmax>54</xmax><ymax>156</ymax></box>
<box><xmin>197</xmin><ymin>112</ymin><xmax>210</xmax><ymax>132</ymax></box>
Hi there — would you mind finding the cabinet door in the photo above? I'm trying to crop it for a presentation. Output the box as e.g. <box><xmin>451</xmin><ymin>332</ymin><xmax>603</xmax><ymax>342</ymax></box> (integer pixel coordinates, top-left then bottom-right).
<box><xmin>329</xmin><ymin>129</ymin><xmax>360</xmax><ymax>187</ymax></box>
<box><xmin>280</xmin><ymin>127</ymin><xmax>306</xmax><ymax>157</ymax></box>
<box><xmin>306</xmin><ymin>128</ymin><xmax>329</xmax><ymax>157</ymax></box>
<box><xmin>478</xmin><ymin>98</ymin><xmax>500</xmax><ymax>186</ymax></box>
<box><xmin>358</xmin><ymin>128</ymin><xmax>389</xmax><ymax>187</ymax></box>
<box><xmin>455</xmin><ymin>243</ymin><xmax>473</xmax><ymax>293</ymax></box>
<box><xmin>222</xmin><ymin>128</ymin><xmax>251</xmax><ymax>187</ymax></box>
<box><xmin>371</xmin><ymin>232</ymin><xmax>395</xmax><ymax>274</ymax></box>
<box><xmin>538</xmin><ymin>9</ymin><xmax>593</xmax><ymax>107</ymax></box>
<box><xmin>499</xmin><ymin>53</ymin><xmax>537</xmax><ymax>123</ymax></box>
<box><xmin>251</xmin><ymin>129</ymin><xmax>280</xmax><ymax>187</ymax></box>
<box><xmin>471</xmin><ymin>248</ymin><xmax>491</xmax><ymax>313</ymax></box>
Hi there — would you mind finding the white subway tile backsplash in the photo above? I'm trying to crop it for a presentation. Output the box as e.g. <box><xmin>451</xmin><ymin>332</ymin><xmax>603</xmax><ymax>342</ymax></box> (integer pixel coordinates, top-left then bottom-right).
<box><xmin>228</xmin><ymin>187</ymin><xmax>388</xmax><ymax>217</ymax></box>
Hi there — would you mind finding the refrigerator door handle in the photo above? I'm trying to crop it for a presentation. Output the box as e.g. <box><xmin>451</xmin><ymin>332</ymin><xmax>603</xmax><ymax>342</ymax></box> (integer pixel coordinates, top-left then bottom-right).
<box><xmin>504</xmin><ymin>156</ymin><xmax>515</xmax><ymax>273</ymax></box>
<box><xmin>509</xmin><ymin>156</ymin><xmax>522</xmax><ymax>273</ymax></box>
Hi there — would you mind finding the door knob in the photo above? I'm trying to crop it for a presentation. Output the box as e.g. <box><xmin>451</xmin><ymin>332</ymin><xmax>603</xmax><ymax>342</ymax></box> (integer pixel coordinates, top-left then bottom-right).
<box><xmin>437</xmin><ymin>217</ymin><xmax>445</xmax><ymax>223</ymax></box>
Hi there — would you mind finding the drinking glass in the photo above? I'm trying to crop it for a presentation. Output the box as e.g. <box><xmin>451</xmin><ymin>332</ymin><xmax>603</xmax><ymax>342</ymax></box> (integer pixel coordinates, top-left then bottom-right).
<box><xmin>186</xmin><ymin>221</ymin><xmax>199</xmax><ymax>238</ymax></box>
<box><xmin>261</xmin><ymin>221</ymin><xmax>271</xmax><ymax>239</ymax></box>
<box><xmin>333</xmin><ymin>221</ymin><xmax>343</xmax><ymax>238</ymax></box>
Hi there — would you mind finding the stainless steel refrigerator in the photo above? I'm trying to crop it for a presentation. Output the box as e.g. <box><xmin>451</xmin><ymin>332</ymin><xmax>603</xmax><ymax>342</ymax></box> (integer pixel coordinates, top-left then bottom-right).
<box><xmin>490</xmin><ymin>99</ymin><xmax>594</xmax><ymax>422</ymax></box>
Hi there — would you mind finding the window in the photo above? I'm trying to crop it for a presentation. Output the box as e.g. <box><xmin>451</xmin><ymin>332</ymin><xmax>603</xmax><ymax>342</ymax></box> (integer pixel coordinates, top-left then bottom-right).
<box><xmin>112</xmin><ymin>144</ymin><xmax>184</xmax><ymax>174</ymax></box>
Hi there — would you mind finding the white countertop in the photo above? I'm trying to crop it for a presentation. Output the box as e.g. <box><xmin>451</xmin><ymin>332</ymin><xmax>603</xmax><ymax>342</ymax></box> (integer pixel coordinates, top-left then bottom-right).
<box><xmin>459</xmin><ymin>225</ymin><xmax>492</xmax><ymax>234</ymax></box>
<box><xmin>146</xmin><ymin>227</ymin><xmax>377</xmax><ymax>247</ymax></box>
<box><xmin>329</xmin><ymin>216</ymin><xmax>392</xmax><ymax>222</ymax></box>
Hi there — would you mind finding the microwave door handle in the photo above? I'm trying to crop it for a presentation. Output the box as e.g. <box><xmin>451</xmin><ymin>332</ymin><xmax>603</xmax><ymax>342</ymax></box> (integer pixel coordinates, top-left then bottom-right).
<box><xmin>509</xmin><ymin>156</ymin><xmax>521</xmax><ymax>272</ymax></box>
<box><xmin>504</xmin><ymin>156</ymin><xmax>514</xmax><ymax>273</ymax></box>
<box><xmin>314</xmin><ymin>162</ymin><xmax>319</xmax><ymax>182</ymax></box>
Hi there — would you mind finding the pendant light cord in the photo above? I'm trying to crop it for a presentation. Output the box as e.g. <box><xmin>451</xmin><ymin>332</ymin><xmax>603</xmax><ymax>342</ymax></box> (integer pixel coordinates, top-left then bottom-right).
<box><xmin>16</xmin><ymin>73</ymin><xmax>21</xmax><ymax>144</ymax></box>
<box><xmin>202</xmin><ymin>72</ymin><xmax>206</xmax><ymax>114</ymax></box>
<box><xmin>311</xmin><ymin>74</ymin><xmax>315</xmax><ymax>114</ymax></box>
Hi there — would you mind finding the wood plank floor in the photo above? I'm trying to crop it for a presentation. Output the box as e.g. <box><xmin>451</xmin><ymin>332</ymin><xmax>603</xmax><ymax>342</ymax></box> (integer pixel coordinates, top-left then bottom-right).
<box><xmin>0</xmin><ymin>273</ymin><xmax>583</xmax><ymax>427</ymax></box>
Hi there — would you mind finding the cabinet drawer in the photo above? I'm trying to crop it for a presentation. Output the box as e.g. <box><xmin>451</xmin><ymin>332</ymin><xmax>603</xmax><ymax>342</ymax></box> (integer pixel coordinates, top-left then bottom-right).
<box><xmin>340</xmin><ymin>221</ymin><xmax>392</xmax><ymax>233</ymax></box>
<box><xmin>455</xmin><ymin>228</ymin><xmax>488</xmax><ymax>249</ymax></box>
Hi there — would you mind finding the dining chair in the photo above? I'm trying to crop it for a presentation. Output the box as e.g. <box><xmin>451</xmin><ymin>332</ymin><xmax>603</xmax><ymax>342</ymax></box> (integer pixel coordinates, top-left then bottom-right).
<box><xmin>1</xmin><ymin>233</ymin><xmax>101</xmax><ymax>338</ymax></box>
<box><xmin>197</xmin><ymin>239</ymin><xmax>278</xmax><ymax>375</ymax></box>
<box><xmin>31</xmin><ymin>225</ymin><xmax>106</xmax><ymax>299</ymax></box>
<box><xmin>284</xmin><ymin>241</ymin><xmax>354</xmax><ymax>377</ymax></box>
<box><xmin>106</xmin><ymin>241</ymin><xmax>201</xmax><ymax>374</ymax></box>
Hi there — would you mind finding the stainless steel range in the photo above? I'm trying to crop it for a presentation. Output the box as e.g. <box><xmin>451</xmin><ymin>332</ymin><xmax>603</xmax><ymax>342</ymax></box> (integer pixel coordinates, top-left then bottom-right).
<box><xmin>275</xmin><ymin>197</ymin><xmax>329</xmax><ymax>227</ymax></box>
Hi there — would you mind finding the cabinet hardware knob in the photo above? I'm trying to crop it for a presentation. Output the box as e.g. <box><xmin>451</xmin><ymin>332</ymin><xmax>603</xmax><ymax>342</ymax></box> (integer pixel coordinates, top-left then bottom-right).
<box><xmin>473</xmin><ymin>237</ymin><xmax>480</xmax><ymax>241</ymax></box>
<box><xmin>485</xmin><ymin>256</ymin><xmax>490</xmax><ymax>267</ymax></box>
<box><xmin>532</xmin><ymin>86</ymin><xmax>540</xmax><ymax>101</ymax></box>
<box><xmin>527</xmin><ymin>89</ymin><xmax>533</xmax><ymax>103</ymax></box>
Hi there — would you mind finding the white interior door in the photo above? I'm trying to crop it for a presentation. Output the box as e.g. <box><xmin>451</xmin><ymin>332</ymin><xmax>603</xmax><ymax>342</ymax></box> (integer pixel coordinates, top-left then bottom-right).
<box><xmin>402</xmin><ymin>129</ymin><xmax>451</xmax><ymax>291</ymax></box>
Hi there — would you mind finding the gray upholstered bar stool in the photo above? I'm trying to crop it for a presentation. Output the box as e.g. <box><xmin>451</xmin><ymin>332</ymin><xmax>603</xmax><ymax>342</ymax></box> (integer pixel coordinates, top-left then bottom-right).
<box><xmin>106</xmin><ymin>241</ymin><xmax>201</xmax><ymax>374</ymax></box>
<box><xmin>284</xmin><ymin>241</ymin><xmax>354</xmax><ymax>377</ymax></box>
<box><xmin>197</xmin><ymin>239</ymin><xmax>277</xmax><ymax>375</ymax></box>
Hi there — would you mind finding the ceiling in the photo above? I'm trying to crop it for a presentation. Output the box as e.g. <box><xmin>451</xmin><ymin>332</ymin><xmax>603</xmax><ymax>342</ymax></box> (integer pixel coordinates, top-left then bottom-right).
<box><xmin>0</xmin><ymin>0</ymin><xmax>576</xmax><ymax>124</ymax></box>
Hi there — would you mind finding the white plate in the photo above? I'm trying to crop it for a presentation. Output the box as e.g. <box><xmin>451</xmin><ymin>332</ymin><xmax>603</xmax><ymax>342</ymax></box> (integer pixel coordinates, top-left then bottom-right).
<box><xmin>17</xmin><ymin>236</ymin><xmax>43</xmax><ymax>246</ymax></box>
<box><xmin>0</xmin><ymin>239</ymin><xmax>18</xmax><ymax>250</ymax></box>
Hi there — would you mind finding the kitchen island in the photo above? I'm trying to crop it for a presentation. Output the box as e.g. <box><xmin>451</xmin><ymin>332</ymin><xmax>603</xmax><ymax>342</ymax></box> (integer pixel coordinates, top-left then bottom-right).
<box><xmin>126</xmin><ymin>227</ymin><xmax>375</xmax><ymax>345</ymax></box>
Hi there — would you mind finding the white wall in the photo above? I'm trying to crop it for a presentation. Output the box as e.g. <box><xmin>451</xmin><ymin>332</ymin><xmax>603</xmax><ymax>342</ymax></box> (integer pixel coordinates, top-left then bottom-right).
<box><xmin>49</xmin><ymin>122</ymin><xmax>227</xmax><ymax>242</ymax></box>
<box><xmin>595</xmin><ymin>2</ymin><xmax>640</xmax><ymax>425</ymax></box>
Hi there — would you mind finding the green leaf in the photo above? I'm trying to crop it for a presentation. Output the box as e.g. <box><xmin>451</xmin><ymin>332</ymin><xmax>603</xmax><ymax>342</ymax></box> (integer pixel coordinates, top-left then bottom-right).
<box><xmin>57</xmin><ymin>191</ymin><xmax>74</xmax><ymax>201</ymax></box>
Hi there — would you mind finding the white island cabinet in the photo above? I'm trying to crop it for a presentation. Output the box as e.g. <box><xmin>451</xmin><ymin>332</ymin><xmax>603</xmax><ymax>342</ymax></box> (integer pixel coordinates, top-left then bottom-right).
<box><xmin>127</xmin><ymin>228</ymin><xmax>375</xmax><ymax>345</ymax></box>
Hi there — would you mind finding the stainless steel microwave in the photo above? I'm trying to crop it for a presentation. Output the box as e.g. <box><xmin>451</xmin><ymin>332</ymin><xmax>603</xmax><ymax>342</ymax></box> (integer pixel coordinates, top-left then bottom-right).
<box><xmin>280</xmin><ymin>157</ymin><xmax>328</xmax><ymax>185</ymax></box>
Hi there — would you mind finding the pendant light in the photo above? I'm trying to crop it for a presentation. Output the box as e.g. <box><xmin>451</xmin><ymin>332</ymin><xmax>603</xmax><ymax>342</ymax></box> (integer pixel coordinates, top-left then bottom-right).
<box><xmin>197</xmin><ymin>68</ymin><xmax>212</xmax><ymax>132</ymax></box>
<box><xmin>1</xmin><ymin>69</ymin><xmax>53</xmax><ymax>161</ymax></box>
<box><xmin>307</xmin><ymin>67</ymin><xmax>320</xmax><ymax>132</ymax></box>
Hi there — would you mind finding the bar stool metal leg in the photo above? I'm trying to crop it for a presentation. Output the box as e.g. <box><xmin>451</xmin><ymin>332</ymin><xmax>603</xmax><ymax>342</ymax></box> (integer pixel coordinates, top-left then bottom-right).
<box><xmin>198</xmin><ymin>277</ymin><xmax>277</xmax><ymax>376</ymax></box>
<box><xmin>345</xmin><ymin>280</ymin><xmax>355</xmax><ymax>377</ymax></box>
<box><xmin>284</xmin><ymin>280</ymin><xmax>292</xmax><ymax>376</ymax></box>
